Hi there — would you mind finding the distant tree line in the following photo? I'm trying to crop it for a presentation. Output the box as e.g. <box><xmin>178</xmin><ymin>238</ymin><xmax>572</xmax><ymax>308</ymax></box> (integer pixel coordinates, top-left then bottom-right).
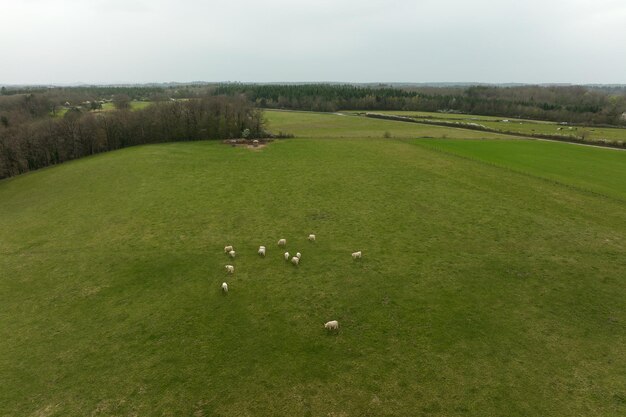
<box><xmin>3</xmin><ymin>83</ymin><xmax>625</xmax><ymax>127</ymax></box>
<box><xmin>211</xmin><ymin>83</ymin><xmax>626</xmax><ymax>126</ymax></box>
<box><xmin>212</xmin><ymin>83</ymin><xmax>420</xmax><ymax>112</ymax></box>
<box><xmin>0</xmin><ymin>96</ymin><xmax>263</xmax><ymax>179</ymax></box>
<box><xmin>0</xmin><ymin>86</ymin><xmax>172</xmax><ymax>119</ymax></box>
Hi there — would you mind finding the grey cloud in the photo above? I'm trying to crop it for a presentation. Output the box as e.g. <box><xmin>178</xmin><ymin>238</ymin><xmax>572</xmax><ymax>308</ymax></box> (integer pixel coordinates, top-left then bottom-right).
<box><xmin>1</xmin><ymin>0</ymin><xmax>625</xmax><ymax>84</ymax></box>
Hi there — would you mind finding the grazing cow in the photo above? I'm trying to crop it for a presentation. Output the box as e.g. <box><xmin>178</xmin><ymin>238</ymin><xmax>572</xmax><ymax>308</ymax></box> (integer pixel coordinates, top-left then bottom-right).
<box><xmin>352</xmin><ymin>251</ymin><xmax>362</xmax><ymax>260</ymax></box>
<box><xmin>278</xmin><ymin>238</ymin><xmax>287</xmax><ymax>246</ymax></box>
<box><xmin>222</xmin><ymin>282</ymin><xmax>228</xmax><ymax>293</ymax></box>
<box><xmin>224</xmin><ymin>245</ymin><xmax>233</xmax><ymax>253</ymax></box>
<box><xmin>308</xmin><ymin>234</ymin><xmax>316</xmax><ymax>241</ymax></box>
<box><xmin>229</xmin><ymin>250</ymin><xmax>236</xmax><ymax>258</ymax></box>
<box><xmin>284</xmin><ymin>252</ymin><xmax>290</xmax><ymax>261</ymax></box>
<box><xmin>225</xmin><ymin>265</ymin><xmax>234</xmax><ymax>274</ymax></box>
<box><xmin>291</xmin><ymin>256</ymin><xmax>300</xmax><ymax>266</ymax></box>
<box><xmin>258</xmin><ymin>246</ymin><xmax>266</xmax><ymax>257</ymax></box>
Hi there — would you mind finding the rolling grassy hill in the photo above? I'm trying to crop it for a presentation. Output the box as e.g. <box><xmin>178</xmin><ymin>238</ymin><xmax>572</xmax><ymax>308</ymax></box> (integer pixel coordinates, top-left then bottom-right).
<box><xmin>1</xmin><ymin>111</ymin><xmax>625</xmax><ymax>416</ymax></box>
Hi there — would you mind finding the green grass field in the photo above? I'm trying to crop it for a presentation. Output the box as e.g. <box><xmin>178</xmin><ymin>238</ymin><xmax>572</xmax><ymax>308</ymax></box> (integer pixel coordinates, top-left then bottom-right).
<box><xmin>417</xmin><ymin>138</ymin><xmax>626</xmax><ymax>201</ymax></box>
<box><xmin>100</xmin><ymin>101</ymin><xmax>152</xmax><ymax>111</ymax></box>
<box><xmin>1</xmin><ymin>111</ymin><xmax>625</xmax><ymax>416</ymax></box>
<box><xmin>52</xmin><ymin>101</ymin><xmax>152</xmax><ymax>118</ymax></box>
<box><xmin>266</xmin><ymin>110</ymin><xmax>514</xmax><ymax>139</ymax></box>
<box><xmin>343</xmin><ymin>110</ymin><xmax>626</xmax><ymax>143</ymax></box>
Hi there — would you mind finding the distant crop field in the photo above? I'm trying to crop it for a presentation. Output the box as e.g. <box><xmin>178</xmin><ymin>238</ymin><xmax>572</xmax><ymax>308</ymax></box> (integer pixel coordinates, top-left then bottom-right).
<box><xmin>343</xmin><ymin>109</ymin><xmax>544</xmax><ymax>123</ymax></box>
<box><xmin>51</xmin><ymin>101</ymin><xmax>153</xmax><ymax>117</ymax></box>
<box><xmin>101</xmin><ymin>101</ymin><xmax>152</xmax><ymax>111</ymax></box>
<box><xmin>1</xmin><ymin>110</ymin><xmax>624</xmax><ymax>416</ymax></box>
<box><xmin>130</xmin><ymin>100</ymin><xmax>152</xmax><ymax>110</ymax></box>
<box><xmin>343</xmin><ymin>110</ymin><xmax>626</xmax><ymax>144</ymax></box>
<box><xmin>266</xmin><ymin>110</ymin><xmax>515</xmax><ymax>140</ymax></box>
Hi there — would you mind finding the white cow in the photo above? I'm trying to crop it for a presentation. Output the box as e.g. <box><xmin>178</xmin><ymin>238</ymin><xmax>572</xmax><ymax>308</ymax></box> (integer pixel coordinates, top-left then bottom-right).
<box><xmin>284</xmin><ymin>252</ymin><xmax>290</xmax><ymax>261</ymax></box>
<box><xmin>224</xmin><ymin>245</ymin><xmax>233</xmax><ymax>253</ymax></box>
<box><xmin>352</xmin><ymin>251</ymin><xmax>362</xmax><ymax>260</ymax></box>
<box><xmin>258</xmin><ymin>246</ymin><xmax>266</xmax><ymax>257</ymax></box>
<box><xmin>225</xmin><ymin>265</ymin><xmax>234</xmax><ymax>274</ymax></box>
<box><xmin>221</xmin><ymin>282</ymin><xmax>228</xmax><ymax>293</ymax></box>
<box><xmin>308</xmin><ymin>234</ymin><xmax>316</xmax><ymax>241</ymax></box>
<box><xmin>278</xmin><ymin>238</ymin><xmax>286</xmax><ymax>246</ymax></box>
<box><xmin>324</xmin><ymin>320</ymin><xmax>339</xmax><ymax>331</ymax></box>
<box><xmin>229</xmin><ymin>250</ymin><xmax>236</xmax><ymax>258</ymax></box>
<box><xmin>291</xmin><ymin>256</ymin><xmax>300</xmax><ymax>266</ymax></box>
<box><xmin>296</xmin><ymin>252</ymin><xmax>302</xmax><ymax>259</ymax></box>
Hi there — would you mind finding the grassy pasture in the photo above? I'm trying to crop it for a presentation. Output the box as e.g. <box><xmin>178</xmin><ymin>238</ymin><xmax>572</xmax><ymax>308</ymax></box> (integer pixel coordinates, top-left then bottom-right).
<box><xmin>343</xmin><ymin>110</ymin><xmax>626</xmax><ymax>143</ymax></box>
<box><xmin>100</xmin><ymin>101</ymin><xmax>152</xmax><ymax>111</ymax></box>
<box><xmin>51</xmin><ymin>101</ymin><xmax>152</xmax><ymax>117</ymax></box>
<box><xmin>266</xmin><ymin>110</ymin><xmax>514</xmax><ymax>139</ymax></box>
<box><xmin>416</xmin><ymin>138</ymin><xmax>626</xmax><ymax>201</ymax></box>
<box><xmin>1</xmin><ymin>111</ymin><xmax>625</xmax><ymax>416</ymax></box>
<box><xmin>342</xmin><ymin>110</ymin><xmax>545</xmax><ymax>123</ymax></box>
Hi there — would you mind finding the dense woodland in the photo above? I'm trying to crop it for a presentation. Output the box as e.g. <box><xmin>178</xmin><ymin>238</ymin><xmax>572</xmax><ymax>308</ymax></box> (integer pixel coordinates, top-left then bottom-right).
<box><xmin>2</xmin><ymin>83</ymin><xmax>626</xmax><ymax>179</ymax></box>
<box><xmin>0</xmin><ymin>94</ymin><xmax>263</xmax><ymax>179</ymax></box>
<box><xmin>3</xmin><ymin>83</ymin><xmax>626</xmax><ymax>126</ymax></box>
<box><xmin>212</xmin><ymin>84</ymin><xmax>626</xmax><ymax>126</ymax></box>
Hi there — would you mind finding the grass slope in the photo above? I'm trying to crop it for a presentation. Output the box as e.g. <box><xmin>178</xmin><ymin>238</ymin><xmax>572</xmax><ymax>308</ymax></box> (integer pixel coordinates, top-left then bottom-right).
<box><xmin>1</xmin><ymin>112</ymin><xmax>625</xmax><ymax>416</ymax></box>
<box><xmin>417</xmin><ymin>138</ymin><xmax>626</xmax><ymax>201</ymax></box>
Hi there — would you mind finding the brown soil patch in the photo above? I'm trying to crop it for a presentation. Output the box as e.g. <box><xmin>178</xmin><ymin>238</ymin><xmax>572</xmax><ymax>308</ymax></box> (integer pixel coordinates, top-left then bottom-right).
<box><xmin>223</xmin><ymin>139</ymin><xmax>272</xmax><ymax>150</ymax></box>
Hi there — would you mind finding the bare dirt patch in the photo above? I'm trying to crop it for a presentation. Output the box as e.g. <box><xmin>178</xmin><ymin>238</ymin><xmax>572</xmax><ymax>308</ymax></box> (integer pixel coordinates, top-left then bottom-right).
<box><xmin>222</xmin><ymin>139</ymin><xmax>272</xmax><ymax>150</ymax></box>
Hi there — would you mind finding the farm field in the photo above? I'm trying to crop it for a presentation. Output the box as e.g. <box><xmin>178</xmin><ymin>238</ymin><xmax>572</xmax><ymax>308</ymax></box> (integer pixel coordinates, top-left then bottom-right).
<box><xmin>52</xmin><ymin>101</ymin><xmax>151</xmax><ymax>117</ymax></box>
<box><xmin>100</xmin><ymin>100</ymin><xmax>152</xmax><ymax>111</ymax></box>
<box><xmin>265</xmin><ymin>110</ymin><xmax>514</xmax><ymax>139</ymax></box>
<box><xmin>1</xmin><ymin>111</ymin><xmax>625</xmax><ymax>416</ymax></box>
<box><xmin>342</xmin><ymin>109</ymin><xmax>547</xmax><ymax>123</ymax></box>
<box><xmin>416</xmin><ymin>138</ymin><xmax>626</xmax><ymax>201</ymax></box>
<box><xmin>343</xmin><ymin>110</ymin><xmax>626</xmax><ymax>143</ymax></box>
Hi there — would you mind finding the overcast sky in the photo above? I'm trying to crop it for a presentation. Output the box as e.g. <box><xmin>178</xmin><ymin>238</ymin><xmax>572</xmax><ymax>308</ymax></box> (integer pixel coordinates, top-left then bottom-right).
<box><xmin>2</xmin><ymin>0</ymin><xmax>626</xmax><ymax>85</ymax></box>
